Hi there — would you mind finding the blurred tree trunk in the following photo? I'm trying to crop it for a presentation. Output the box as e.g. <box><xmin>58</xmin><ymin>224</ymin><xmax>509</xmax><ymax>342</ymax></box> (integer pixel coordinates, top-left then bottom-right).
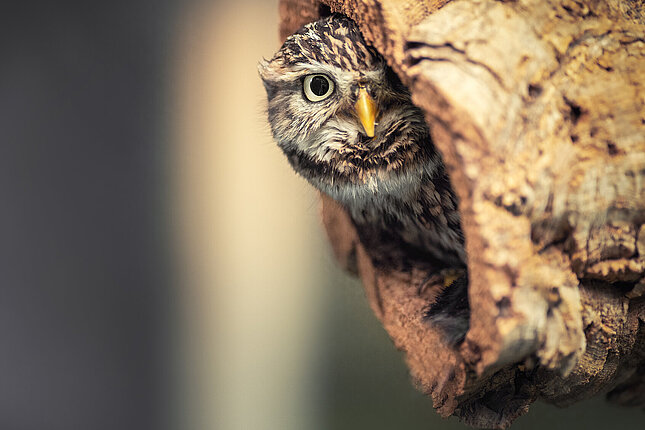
<box><xmin>280</xmin><ymin>0</ymin><xmax>645</xmax><ymax>428</ymax></box>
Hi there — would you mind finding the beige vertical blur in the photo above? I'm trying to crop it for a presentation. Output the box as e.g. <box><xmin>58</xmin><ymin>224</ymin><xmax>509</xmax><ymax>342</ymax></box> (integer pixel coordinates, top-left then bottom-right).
<box><xmin>173</xmin><ymin>1</ymin><xmax>326</xmax><ymax>429</ymax></box>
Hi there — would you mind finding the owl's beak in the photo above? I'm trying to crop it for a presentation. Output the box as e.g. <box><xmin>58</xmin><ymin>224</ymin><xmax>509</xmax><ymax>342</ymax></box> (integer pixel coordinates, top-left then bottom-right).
<box><xmin>354</xmin><ymin>87</ymin><xmax>377</xmax><ymax>137</ymax></box>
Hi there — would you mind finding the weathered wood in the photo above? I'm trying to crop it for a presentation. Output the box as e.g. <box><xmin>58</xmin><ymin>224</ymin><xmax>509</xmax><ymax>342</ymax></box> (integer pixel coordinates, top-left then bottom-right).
<box><xmin>279</xmin><ymin>0</ymin><xmax>645</xmax><ymax>427</ymax></box>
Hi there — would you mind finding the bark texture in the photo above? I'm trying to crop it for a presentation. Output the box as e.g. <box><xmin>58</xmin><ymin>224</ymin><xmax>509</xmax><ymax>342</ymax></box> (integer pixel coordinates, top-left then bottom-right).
<box><xmin>279</xmin><ymin>0</ymin><xmax>645</xmax><ymax>427</ymax></box>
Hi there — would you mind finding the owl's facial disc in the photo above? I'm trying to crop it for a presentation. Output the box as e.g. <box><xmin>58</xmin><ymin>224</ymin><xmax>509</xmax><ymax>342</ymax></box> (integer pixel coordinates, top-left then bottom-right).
<box><xmin>302</xmin><ymin>72</ymin><xmax>378</xmax><ymax>137</ymax></box>
<box><xmin>260</xmin><ymin>14</ymin><xmax>432</xmax><ymax>201</ymax></box>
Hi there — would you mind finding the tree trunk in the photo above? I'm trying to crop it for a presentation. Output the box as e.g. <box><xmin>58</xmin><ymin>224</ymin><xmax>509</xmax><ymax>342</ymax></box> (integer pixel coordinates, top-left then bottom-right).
<box><xmin>279</xmin><ymin>0</ymin><xmax>645</xmax><ymax>427</ymax></box>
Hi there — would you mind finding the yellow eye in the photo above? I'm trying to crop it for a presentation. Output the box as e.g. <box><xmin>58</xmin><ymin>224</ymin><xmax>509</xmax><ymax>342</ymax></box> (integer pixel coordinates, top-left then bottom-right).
<box><xmin>303</xmin><ymin>74</ymin><xmax>334</xmax><ymax>102</ymax></box>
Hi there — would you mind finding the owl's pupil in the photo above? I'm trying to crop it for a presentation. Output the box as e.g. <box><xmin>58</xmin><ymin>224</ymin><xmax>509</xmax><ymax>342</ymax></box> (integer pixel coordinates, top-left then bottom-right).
<box><xmin>310</xmin><ymin>76</ymin><xmax>329</xmax><ymax>96</ymax></box>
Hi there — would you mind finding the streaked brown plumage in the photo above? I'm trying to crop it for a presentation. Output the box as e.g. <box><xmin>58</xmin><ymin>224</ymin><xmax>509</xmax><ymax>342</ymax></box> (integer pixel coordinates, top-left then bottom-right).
<box><xmin>259</xmin><ymin>14</ymin><xmax>469</xmax><ymax>343</ymax></box>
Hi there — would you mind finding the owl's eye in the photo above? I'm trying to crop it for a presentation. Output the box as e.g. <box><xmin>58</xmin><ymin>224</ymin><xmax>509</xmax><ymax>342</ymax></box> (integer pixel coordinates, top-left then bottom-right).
<box><xmin>303</xmin><ymin>74</ymin><xmax>334</xmax><ymax>102</ymax></box>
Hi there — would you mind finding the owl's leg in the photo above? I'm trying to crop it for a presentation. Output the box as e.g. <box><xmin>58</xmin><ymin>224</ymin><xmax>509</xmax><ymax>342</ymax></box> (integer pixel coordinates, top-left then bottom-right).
<box><xmin>422</xmin><ymin>273</ymin><xmax>470</xmax><ymax>345</ymax></box>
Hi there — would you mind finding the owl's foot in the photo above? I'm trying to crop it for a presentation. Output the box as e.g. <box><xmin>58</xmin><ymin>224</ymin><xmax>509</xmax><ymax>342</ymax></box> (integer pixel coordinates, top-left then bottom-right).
<box><xmin>416</xmin><ymin>272</ymin><xmax>442</xmax><ymax>296</ymax></box>
<box><xmin>416</xmin><ymin>268</ymin><xmax>464</xmax><ymax>296</ymax></box>
<box><xmin>422</xmin><ymin>272</ymin><xmax>470</xmax><ymax>345</ymax></box>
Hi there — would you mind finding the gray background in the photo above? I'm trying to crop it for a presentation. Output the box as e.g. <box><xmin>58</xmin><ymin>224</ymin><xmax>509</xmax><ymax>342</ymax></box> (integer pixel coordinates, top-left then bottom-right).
<box><xmin>1</xmin><ymin>1</ymin><xmax>642</xmax><ymax>429</ymax></box>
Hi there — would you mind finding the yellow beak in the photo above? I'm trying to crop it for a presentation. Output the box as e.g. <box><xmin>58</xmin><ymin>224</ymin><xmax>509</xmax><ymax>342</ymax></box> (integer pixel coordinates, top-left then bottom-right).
<box><xmin>354</xmin><ymin>87</ymin><xmax>377</xmax><ymax>137</ymax></box>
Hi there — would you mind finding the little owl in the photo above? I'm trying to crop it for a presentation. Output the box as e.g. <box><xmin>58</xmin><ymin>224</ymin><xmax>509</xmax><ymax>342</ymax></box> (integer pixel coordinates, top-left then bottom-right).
<box><xmin>259</xmin><ymin>14</ymin><xmax>469</xmax><ymax>344</ymax></box>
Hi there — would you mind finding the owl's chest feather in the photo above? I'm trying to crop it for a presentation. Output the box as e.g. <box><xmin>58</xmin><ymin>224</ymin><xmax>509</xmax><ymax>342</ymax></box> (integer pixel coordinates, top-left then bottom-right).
<box><xmin>340</xmin><ymin>163</ymin><xmax>466</xmax><ymax>268</ymax></box>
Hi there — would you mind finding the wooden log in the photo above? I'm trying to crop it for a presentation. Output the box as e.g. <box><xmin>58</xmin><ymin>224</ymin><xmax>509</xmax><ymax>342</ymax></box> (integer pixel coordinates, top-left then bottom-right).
<box><xmin>278</xmin><ymin>0</ymin><xmax>645</xmax><ymax>427</ymax></box>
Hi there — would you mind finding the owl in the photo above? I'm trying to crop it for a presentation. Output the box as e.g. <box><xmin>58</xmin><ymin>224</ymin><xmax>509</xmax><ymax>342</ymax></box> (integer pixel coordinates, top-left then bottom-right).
<box><xmin>259</xmin><ymin>14</ymin><xmax>469</xmax><ymax>343</ymax></box>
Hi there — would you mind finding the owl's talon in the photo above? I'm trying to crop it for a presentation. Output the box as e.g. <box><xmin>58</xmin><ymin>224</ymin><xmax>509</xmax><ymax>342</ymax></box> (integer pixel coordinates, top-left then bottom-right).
<box><xmin>442</xmin><ymin>269</ymin><xmax>462</xmax><ymax>288</ymax></box>
<box><xmin>417</xmin><ymin>273</ymin><xmax>442</xmax><ymax>296</ymax></box>
<box><xmin>418</xmin><ymin>269</ymin><xmax>465</xmax><ymax>296</ymax></box>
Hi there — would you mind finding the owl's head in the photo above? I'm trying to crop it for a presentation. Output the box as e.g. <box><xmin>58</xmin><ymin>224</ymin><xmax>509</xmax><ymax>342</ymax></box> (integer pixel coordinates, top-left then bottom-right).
<box><xmin>259</xmin><ymin>15</ymin><xmax>432</xmax><ymax>203</ymax></box>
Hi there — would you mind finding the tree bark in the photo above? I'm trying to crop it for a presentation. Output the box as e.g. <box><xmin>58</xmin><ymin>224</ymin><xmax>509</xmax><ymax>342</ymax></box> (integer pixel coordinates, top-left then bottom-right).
<box><xmin>279</xmin><ymin>0</ymin><xmax>645</xmax><ymax>427</ymax></box>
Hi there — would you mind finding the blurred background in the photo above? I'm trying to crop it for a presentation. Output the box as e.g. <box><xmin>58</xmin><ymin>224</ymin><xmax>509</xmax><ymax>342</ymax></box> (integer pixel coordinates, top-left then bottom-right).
<box><xmin>1</xmin><ymin>1</ymin><xmax>643</xmax><ymax>429</ymax></box>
